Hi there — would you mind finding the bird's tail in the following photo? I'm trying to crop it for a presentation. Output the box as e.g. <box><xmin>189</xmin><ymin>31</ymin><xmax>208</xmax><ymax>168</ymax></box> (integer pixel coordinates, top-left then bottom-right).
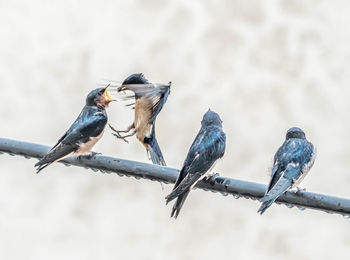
<box><xmin>170</xmin><ymin>190</ymin><xmax>190</xmax><ymax>219</ymax></box>
<box><xmin>146</xmin><ymin>124</ymin><xmax>166</xmax><ymax>166</ymax></box>
<box><xmin>257</xmin><ymin>176</ymin><xmax>292</xmax><ymax>215</ymax></box>
<box><xmin>34</xmin><ymin>160</ymin><xmax>51</xmax><ymax>174</ymax></box>
<box><xmin>34</xmin><ymin>144</ymin><xmax>75</xmax><ymax>174</ymax></box>
<box><xmin>257</xmin><ymin>200</ymin><xmax>275</xmax><ymax>215</ymax></box>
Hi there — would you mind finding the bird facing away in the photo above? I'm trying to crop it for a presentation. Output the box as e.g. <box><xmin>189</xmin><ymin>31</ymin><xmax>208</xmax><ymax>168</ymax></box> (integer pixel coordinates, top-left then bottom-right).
<box><xmin>165</xmin><ymin>109</ymin><xmax>226</xmax><ymax>218</ymax></box>
<box><xmin>35</xmin><ymin>87</ymin><xmax>115</xmax><ymax>173</ymax></box>
<box><xmin>109</xmin><ymin>73</ymin><xmax>170</xmax><ymax>166</ymax></box>
<box><xmin>258</xmin><ymin>127</ymin><xmax>316</xmax><ymax>215</ymax></box>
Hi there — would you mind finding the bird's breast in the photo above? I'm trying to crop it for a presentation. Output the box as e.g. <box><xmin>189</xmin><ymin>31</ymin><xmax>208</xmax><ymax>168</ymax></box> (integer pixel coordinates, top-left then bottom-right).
<box><xmin>134</xmin><ymin>97</ymin><xmax>152</xmax><ymax>142</ymax></box>
<box><xmin>76</xmin><ymin>130</ymin><xmax>104</xmax><ymax>155</ymax></box>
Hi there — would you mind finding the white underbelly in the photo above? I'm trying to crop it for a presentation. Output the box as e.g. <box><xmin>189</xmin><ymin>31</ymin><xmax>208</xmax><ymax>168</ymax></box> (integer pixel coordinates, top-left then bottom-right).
<box><xmin>55</xmin><ymin>151</ymin><xmax>74</xmax><ymax>163</ymax></box>
<box><xmin>291</xmin><ymin>148</ymin><xmax>317</xmax><ymax>188</ymax></box>
<box><xmin>75</xmin><ymin>131</ymin><xmax>104</xmax><ymax>155</ymax></box>
<box><xmin>134</xmin><ymin>98</ymin><xmax>152</xmax><ymax>141</ymax></box>
<box><xmin>191</xmin><ymin>160</ymin><xmax>219</xmax><ymax>190</ymax></box>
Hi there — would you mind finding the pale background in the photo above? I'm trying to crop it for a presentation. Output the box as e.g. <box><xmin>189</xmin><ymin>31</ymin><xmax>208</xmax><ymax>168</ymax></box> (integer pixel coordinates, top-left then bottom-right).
<box><xmin>1</xmin><ymin>0</ymin><xmax>350</xmax><ymax>259</ymax></box>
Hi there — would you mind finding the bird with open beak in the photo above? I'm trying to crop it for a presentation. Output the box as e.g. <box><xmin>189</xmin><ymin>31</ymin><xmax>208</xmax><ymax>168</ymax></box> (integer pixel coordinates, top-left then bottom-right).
<box><xmin>165</xmin><ymin>109</ymin><xmax>226</xmax><ymax>218</ymax></box>
<box><xmin>257</xmin><ymin>127</ymin><xmax>316</xmax><ymax>215</ymax></box>
<box><xmin>35</xmin><ymin>86</ymin><xmax>115</xmax><ymax>173</ymax></box>
<box><xmin>109</xmin><ymin>73</ymin><xmax>170</xmax><ymax>166</ymax></box>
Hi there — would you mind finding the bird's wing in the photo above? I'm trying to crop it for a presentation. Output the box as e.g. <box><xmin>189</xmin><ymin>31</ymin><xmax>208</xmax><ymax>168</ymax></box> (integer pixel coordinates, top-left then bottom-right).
<box><xmin>166</xmin><ymin>126</ymin><xmax>226</xmax><ymax>202</ymax></box>
<box><xmin>184</xmin><ymin>127</ymin><xmax>226</xmax><ymax>175</ymax></box>
<box><xmin>62</xmin><ymin>110</ymin><xmax>107</xmax><ymax>146</ymax></box>
<box><xmin>48</xmin><ymin>132</ymin><xmax>68</xmax><ymax>152</ymax></box>
<box><xmin>37</xmin><ymin>109</ymin><xmax>107</xmax><ymax>166</ymax></box>
<box><xmin>261</xmin><ymin>163</ymin><xmax>300</xmax><ymax>203</ymax></box>
<box><xmin>166</xmin><ymin>171</ymin><xmax>202</xmax><ymax>203</ymax></box>
<box><xmin>146</xmin><ymin>84</ymin><xmax>170</xmax><ymax>123</ymax></box>
<box><xmin>258</xmin><ymin>162</ymin><xmax>300</xmax><ymax>214</ymax></box>
<box><xmin>301</xmin><ymin>142</ymin><xmax>316</xmax><ymax>173</ymax></box>
<box><xmin>35</xmin><ymin>142</ymin><xmax>76</xmax><ymax>171</ymax></box>
<box><xmin>120</xmin><ymin>83</ymin><xmax>171</xmax><ymax>123</ymax></box>
<box><xmin>266</xmin><ymin>139</ymin><xmax>303</xmax><ymax>193</ymax></box>
<box><xmin>266</xmin><ymin>160</ymin><xmax>282</xmax><ymax>194</ymax></box>
<box><xmin>259</xmin><ymin>139</ymin><xmax>315</xmax><ymax>214</ymax></box>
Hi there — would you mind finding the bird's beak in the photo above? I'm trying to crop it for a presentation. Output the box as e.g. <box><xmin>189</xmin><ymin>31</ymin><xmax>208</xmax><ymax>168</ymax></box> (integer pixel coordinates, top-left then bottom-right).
<box><xmin>117</xmin><ymin>85</ymin><xmax>127</xmax><ymax>92</ymax></box>
<box><xmin>103</xmin><ymin>86</ymin><xmax>116</xmax><ymax>103</ymax></box>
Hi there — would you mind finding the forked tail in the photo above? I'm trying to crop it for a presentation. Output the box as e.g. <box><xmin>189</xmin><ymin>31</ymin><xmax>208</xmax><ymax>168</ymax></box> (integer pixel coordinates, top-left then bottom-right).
<box><xmin>145</xmin><ymin>124</ymin><xmax>166</xmax><ymax>166</ymax></box>
<box><xmin>170</xmin><ymin>190</ymin><xmax>190</xmax><ymax>219</ymax></box>
<box><xmin>258</xmin><ymin>176</ymin><xmax>292</xmax><ymax>215</ymax></box>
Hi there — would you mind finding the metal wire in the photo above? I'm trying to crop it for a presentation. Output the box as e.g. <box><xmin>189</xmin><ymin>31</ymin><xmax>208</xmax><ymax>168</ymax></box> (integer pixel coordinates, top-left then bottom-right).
<box><xmin>0</xmin><ymin>137</ymin><xmax>349</xmax><ymax>217</ymax></box>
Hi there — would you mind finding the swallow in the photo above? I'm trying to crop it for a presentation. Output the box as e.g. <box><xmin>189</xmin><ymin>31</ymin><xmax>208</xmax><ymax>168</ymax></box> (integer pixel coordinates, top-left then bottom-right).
<box><xmin>35</xmin><ymin>86</ymin><xmax>115</xmax><ymax>173</ymax></box>
<box><xmin>165</xmin><ymin>109</ymin><xmax>226</xmax><ymax>218</ymax></box>
<box><xmin>109</xmin><ymin>73</ymin><xmax>170</xmax><ymax>166</ymax></box>
<box><xmin>258</xmin><ymin>127</ymin><xmax>316</xmax><ymax>215</ymax></box>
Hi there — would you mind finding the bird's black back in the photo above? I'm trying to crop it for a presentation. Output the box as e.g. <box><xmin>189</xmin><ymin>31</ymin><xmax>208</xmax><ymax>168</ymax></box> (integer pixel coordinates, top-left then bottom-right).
<box><xmin>174</xmin><ymin>124</ymin><xmax>226</xmax><ymax>190</ymax></box>
<box><xmin>267</xmin><ymin>138</ymin><xmax>314</xmax><ymax>193</ymax></box>
<box><xmin>36</xmin><ymin>105</ymin><xmax>107</xmax><ymax>168</ymax></box>
<box><xmin>62</xmin><ymin>105</ymin><xmax>107</xmax><ymax>145</ymax></box>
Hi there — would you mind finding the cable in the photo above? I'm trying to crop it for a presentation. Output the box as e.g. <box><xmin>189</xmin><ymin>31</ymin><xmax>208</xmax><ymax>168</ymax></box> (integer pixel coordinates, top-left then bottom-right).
<box><xmin>0</xmin><ymin>137</ymin><xmax>349</xmax><ymax>217</ymax></box>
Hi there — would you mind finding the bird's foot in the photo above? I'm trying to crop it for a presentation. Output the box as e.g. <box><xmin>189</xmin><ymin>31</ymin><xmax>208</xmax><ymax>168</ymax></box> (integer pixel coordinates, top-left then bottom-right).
<box><xmin>109</xmin><ymin>124</ymin><xmax>131</xmax><ymax>143</ymax></box>
<box><xmin>78</xmin><ymin>152</ymin><xmax>101</xmax><ymax>160</ymax></box>
<box><xmin>108</xmin><ymin>124</ymin><xmax>123</xmax><ymax>134</ymax></box>
<box><xmin>297</xmin><ymin>187</ymin><xmax>306</xmax><ymax>192</ymax></box>
<box><xmin>111</xmin><ymin>132</ymin><xmax>130</xmax><ymax>143</ymax></box>
<box><xmin>294</xmin><ymin>187</ymin><xmax>306</xmax><ymax>194</ymax></box>
<box><xmin>89</xmin><ymin>151</ymin><xmax>101</xmax><ymax>158</ymax></box>
<box><xmin>204</xmin><ymin>172</ymin><xmax>220</xmax><ymax>182</ymax></box>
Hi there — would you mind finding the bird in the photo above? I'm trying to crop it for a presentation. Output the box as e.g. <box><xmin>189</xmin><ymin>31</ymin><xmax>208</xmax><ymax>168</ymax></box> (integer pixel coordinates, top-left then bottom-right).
<box><xmin>165</xmin><ymin>109</ymin><xmax>226</xmax><ymax>218</ymax></box>
<box><xmin>258</xmin><ymin>127</ymin><xmax>316</xmax><ymax>215</ymax></box>
<box><xmin>35</xmin><ymin>86</ymin><xmax>115</xmax><ymax>173</ymax></box>
<box><xmin>109</xmin><ymin>73</ymin><xmax>170</xmax><ymax>166</ymax></box>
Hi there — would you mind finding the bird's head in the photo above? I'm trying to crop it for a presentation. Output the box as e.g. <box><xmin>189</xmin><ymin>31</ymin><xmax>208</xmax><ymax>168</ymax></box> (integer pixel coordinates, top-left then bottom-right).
<box><xmin>86</xmin><ymin>86</ymin><xmax>115</xmax><ymax>108</ymax></box>
<box><xmin>118</xmin><ymin>73</ymin><xmax>149</xmax><ymax>92</ymax></box>
<box><xmin>286</xmin><ymin>127</ymin><xmax>306</xmax><ymax>140</ymax></box>
<box><xmin>201</xmin><ymin>109</ymin><xmax>223</xmax><ymax>127</ymax></box>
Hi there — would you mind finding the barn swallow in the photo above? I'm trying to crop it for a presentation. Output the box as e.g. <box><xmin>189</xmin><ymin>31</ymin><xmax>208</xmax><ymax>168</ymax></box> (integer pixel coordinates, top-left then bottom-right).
<box><xmin>258</xmin><ymin>127</ymin><xmax>316</xmax><ymax>215</ymax></box>
<box><xmin>35</xmin><ymin>86</ymin><xmax>115</xmax><ymax>173</ymax></box>
<box><xmin>109</xmin><ymin>73</ymin><xmax>170</xmax><ymax>166</ymax></box>
<box><xmin>165</xmin><ymin>109</ymin><xmax>226</xmax><ymax>218</ymax></box>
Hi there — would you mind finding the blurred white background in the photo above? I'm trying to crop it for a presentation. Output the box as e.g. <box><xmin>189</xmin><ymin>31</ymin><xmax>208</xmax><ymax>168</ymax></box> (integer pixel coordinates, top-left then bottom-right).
<box><xmin>1</xmin><ymin>0</ymin><xmax>350</xmax><ymax>259</ymax></box>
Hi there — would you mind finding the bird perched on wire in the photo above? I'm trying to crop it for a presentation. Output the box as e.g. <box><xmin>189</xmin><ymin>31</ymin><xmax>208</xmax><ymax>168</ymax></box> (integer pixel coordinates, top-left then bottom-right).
<box><xmin>109</xmin><ymin>73</ymin><xmax>170</xmax><ymax>166</ymax></box>
<box><xmin>165</xmin><ymin>109</ymin><xmax>226</xmax><ymax>218</ymax></box>
<box><xmin>258</xmin><ymin>127</ymin><xmax>316</xmax><ymax>215</ymax></box>
<box><xmin>35</xmin><ymin>86</ymin><xmax>115</xmax><ymax>173</ymax></box>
